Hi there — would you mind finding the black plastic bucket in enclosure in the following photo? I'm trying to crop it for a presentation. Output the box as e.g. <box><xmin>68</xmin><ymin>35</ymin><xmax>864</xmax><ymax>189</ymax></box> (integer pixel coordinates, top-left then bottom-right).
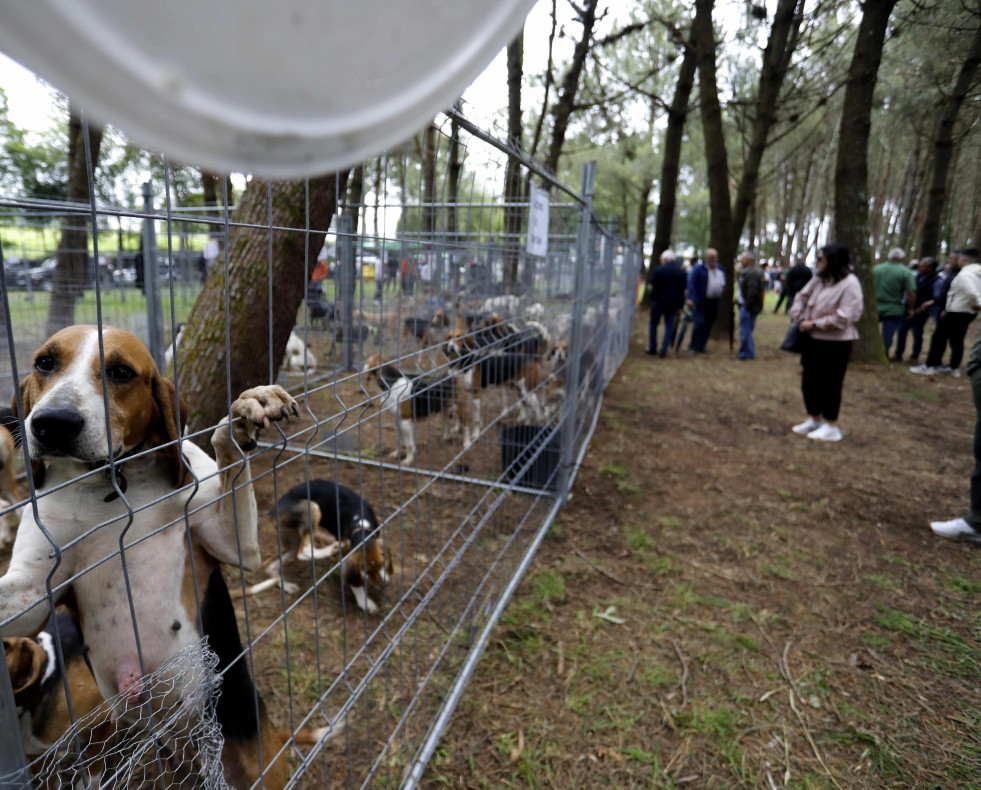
<box><xmin>500</xmin><ymin>424</ymin><xmax>561</xmax><ymax>492</ymax></box>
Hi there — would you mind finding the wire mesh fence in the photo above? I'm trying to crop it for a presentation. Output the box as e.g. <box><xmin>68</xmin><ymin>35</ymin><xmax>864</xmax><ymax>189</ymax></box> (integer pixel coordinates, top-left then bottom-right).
<box><xmin>0</xmin><ymin>108</ymin><xmax>640</xmax><ymax>789</ymax></box>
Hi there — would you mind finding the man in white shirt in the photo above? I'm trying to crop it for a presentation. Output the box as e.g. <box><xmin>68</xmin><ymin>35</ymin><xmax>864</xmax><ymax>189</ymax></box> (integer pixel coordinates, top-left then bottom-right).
<box><xmin>686</xmin><ymin>248</ymin><xmax>726</xmax><ymax>354</ymax></box>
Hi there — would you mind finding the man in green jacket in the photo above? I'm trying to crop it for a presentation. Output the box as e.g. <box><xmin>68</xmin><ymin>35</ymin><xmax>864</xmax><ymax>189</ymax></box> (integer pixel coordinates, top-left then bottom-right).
<box><xmin>736</xmin><ymin>250</ymin><xmax>765</xmax><ymax>360</ymax></box>
<box><xmin>873</xmin><ymin>247</ymin><xmax>915</xmax><ymax>361</ymax></box>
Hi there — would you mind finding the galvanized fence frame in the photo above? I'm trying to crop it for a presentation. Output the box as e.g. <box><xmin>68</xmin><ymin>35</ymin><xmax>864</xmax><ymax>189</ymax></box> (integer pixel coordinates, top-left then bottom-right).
<box><xmin>0</xmin><ymin>109</ymin><xmax>641</xmax><ymax>789</ymax></box>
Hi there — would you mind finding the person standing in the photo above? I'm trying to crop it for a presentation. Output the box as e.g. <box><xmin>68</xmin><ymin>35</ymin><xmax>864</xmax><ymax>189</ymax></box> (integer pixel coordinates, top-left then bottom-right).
<box><xmin>686</xmin><ymin>248</ymin><xmax>725</xmax><ymax>354</ymax></box>
<box><xmin>873</xmin><ymin>247</ymin><xmax>915</xmax><ymax>360</ymax></box>
<box><xmin>775</xmin><ymin>256</ymin><xmax>813</xmax><ymax>314</ymax></box>
<box><xmin>911</xmin><ymin>248</ymin><xmax>980</xmax><ymax>376</ymax></box>
<box><xmin>646</xmin><ymin>249</ymin><xmax>688</xmax><ymax>357</ymax></box>
<box><xmin>735</xmin><ymin>250</ymin><xmax>764</xmax><ymax>360</ymax></box>
<box><xmin>931</xmin><ymin>251</ymin><xmax>981</xmax><ymax>542</ymax></box>
<box><xmin>893</xmin><ymin>257</ymin><xmax>940</xmax><ymax>364</ymax></box>
<box><xmin>789</xmin><ymin>242</ymin><xmax>864</xmax><ymax>442</ymax></box>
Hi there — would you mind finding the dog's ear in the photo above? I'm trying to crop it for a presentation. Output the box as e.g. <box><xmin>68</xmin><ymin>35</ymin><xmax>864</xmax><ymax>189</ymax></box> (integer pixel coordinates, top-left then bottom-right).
<box><xmin>15</xmin><ymin>378</ymin><xmax>45</xmax><ymax>488</ymax></box>
<box><xmin>3</xmin><ymin>636</ymin><xmax>47</xmax><ymax>707</ymax></box>
<box><xmin>149</xmin><ymin>374</ymin><xmax>190</xmax><ymax>489</ymax></box>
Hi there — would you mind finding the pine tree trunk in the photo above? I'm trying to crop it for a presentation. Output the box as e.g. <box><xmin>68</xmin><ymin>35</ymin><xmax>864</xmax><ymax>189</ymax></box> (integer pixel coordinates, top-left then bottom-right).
<box><xmin>503</xmin><ymin>34</ymin><xmax>524</xmax><ymax>295</ymax></box>
<box><xmin>47</xmin><ymin>107</ymin><xmax>103</xmax><ymax>336</ymax></box>
<box><xmin>693</xmin><ymin>0</ymin><xmax>736</xmax><ymax>336</ymax></box>
<box><xmin>178</xmin><ymin>173</ymin><xmax>348</xmax><ymax>442</ymax></box>
<box><xmin>650</xmin><ymin>38</ymin><xmax>697</xmax><ymax>273</ymax></box>
<box><xmin>833</xmin><ymin>0</ymin><xmax>897</xmax><ymax>363</ymax></box>
<box><xmin>919</xmin><ymin>22</ymin><xmax>981</xmax><ymax>259</ymax></box>
<box><xmin>895</xmin><ymin>139</ymin><xmax>921</xmax><ymax>250</ymax></box>
<box><xmin>543</xmin><ymin>0</ymin><xmax>599</xmax><ymax>175</ymax></box>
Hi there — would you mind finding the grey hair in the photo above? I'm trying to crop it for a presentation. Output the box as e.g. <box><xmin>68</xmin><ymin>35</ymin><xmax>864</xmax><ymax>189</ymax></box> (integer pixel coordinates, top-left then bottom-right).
<box><xmin>888</xmin><ymin>247</ymin><xmax>906</xmax><ymax>262</ymax></box>
<box><xmin>742</xmin><ymin>250</ymin><xmax>755</xmax><ymax>261</ymax></box>
<box><xmin>660</xmin><ymin>249</ymin><xmax>676</xmax><ymax>263</ymax></box>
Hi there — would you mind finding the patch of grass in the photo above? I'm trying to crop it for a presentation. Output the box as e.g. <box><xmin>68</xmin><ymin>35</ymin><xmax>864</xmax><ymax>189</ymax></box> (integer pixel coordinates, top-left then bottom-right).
<box><xmin>864</xmin><ymin>573</ymin><xmax>900</xmax><ymax>590</ymax></box>
<box><xmin>615</xmin><ymin>401</ymin><xmax>643</xmax><ymax>414</ymax></box>
<box><xmin>659</xmin><ymin>515</ymin><xmax>682</xmax><ymax>529</ymax></box>
<box><xmin>615</xmin><ymin>478</ymin><xmax>643</xmax><ymax>497</ymax></box>
<box><xmin>763</xmin><ymin>562</ymin><xmax>798</xmax><ymax>581</ymax></box>
<box><xmin>876</xmin><ymin>606</ymin><xmax>981</xmax><ymax>679</ymax></box>
<box><xmin>946</xmin><ymin>574</ymin><xmax>981</xmax><ymax>595</ymax></box>
<box><xmin>600</xmin><ymin>463</ymin><xmax>627</xmax><ymax>478</ymax></box>
<box><xmin>638</xmin><ymin>662</ymin><xmax>676</xmax><ymax>688</ymax></box>
<box><xmin>879</xmin><ymin>553</ymin><xmax>926</xmax><ymax>571</ymax></box>
<box><xmin>647</xmin><ymin>555</ymin><xmax>678</xmax><ymax>576</ymax></box>
<box><xmin>733</xmin><ymin>634</ymin><xmax>760</xmax><ymax>652</ymax></box>
<box><xmin>861</xmin><ymin>634</ymin><xmax>893</xmax><ymax>650</ymax></box>
<box><xmin>900</xmin><ymin>388</ymin><xmax>941</xmax><ymax>403</ymax></box>
<box><xmin>624</xmin><ymin>524</ymin><xmax>653</xmax><ymax>550</ymax></box>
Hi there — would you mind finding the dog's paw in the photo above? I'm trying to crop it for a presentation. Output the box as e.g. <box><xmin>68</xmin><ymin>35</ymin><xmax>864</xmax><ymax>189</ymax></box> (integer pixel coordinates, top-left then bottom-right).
<box><xmin>229</xmin><ymin>385</ymin><xmax>298</xmax><ymax>449</ymax></box>
<box><xmin>363</xmin><ymin>597</ymin><xmax>379</xmax><ymax>615</ymax></box>
<box><xmin>282</xmin><ymin>582</ymin><xmax>301</xmax><ymax>595</ymax></box>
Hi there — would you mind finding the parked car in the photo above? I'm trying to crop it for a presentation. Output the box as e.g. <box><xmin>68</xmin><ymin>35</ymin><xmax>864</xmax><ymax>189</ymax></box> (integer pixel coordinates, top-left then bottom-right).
<box><xmin>27</xmin><ymin>257</ymin><xmax>58</xmax><ymax>290</ymax></box>
<box><xmin>2</xmin><ymin>257</ymin><xmax>31</xmax><ymax>289</ymax></box>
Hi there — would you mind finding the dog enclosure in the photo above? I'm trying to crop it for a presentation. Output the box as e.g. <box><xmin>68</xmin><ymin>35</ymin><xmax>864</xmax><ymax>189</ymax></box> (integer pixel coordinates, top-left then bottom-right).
<box><xmin>0</xmin><ymin>105</ymin><xmax>640</xmax><ymax>788</ymax></box>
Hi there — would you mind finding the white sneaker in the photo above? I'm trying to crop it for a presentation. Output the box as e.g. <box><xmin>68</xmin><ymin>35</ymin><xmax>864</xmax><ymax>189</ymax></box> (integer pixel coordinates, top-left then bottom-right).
<box><xmin>938</xmin><ymin>366</ymin><xmax>954</xmax><ymax>375</ymax></box>
<box><xmin>909</xmin><ymin>364</ymin><xmax>938</xmax><ymax>375</ymax></box>
<box><xmin>792</xmin><ymin>417</ymin><xmax>821</xmax><ymax>435</ymax></box>
<box><xmin>930</xmin><ymin>518</ymin><xmax>981</xmax><ymax>541</ymax></box>
<box><xmin>951</xmin><ymin>369</ymin><xmax>962</xmax><ymax>378</ymax></box>
<box><xmin>807</xmin><ymin>423</ymin><xmax>842</xmax><ymax>442</ymax></box>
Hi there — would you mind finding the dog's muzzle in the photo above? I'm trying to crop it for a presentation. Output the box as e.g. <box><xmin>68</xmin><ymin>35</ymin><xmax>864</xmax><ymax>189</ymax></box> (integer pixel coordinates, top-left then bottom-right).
<box><xmin>29</xmin><ymin>407</ymin><xmax>86</xmax><ymax>457</ymax></box>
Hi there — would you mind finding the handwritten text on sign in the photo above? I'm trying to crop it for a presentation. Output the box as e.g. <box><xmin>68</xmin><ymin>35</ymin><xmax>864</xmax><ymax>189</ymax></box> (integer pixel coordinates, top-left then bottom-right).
<box><xmin>526</xmin><ymin>182</ymin><xmax>550</xmax><ymax>258</ymax></box>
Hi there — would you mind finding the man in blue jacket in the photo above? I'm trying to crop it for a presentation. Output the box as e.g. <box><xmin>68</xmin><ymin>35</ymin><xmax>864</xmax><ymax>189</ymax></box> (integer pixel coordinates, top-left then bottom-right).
<box><xmin>686</xmin><ymin>248</ymin><xmax>726</xmax><ymax>354</ymax></box>
<box><xmin>646</xmin><ymin>248</ymin><xmax>687</xmax><ymax>356</ymax></box>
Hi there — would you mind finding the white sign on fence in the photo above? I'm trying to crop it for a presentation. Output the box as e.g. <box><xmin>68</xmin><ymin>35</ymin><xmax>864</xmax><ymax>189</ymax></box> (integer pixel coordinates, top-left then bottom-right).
<box><xmin>526</xmin><ymin>182</ymin><xmax>550</xmax><ymax>258</ymax></box>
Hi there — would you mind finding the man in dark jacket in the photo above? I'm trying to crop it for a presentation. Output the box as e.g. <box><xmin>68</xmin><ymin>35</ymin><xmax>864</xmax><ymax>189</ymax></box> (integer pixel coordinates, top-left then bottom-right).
<box><xmin>774</xmin><ymin>256</ymin><xmax>813</xmax><ymax>313</ymax></box>
<box><xmin>646</xmin><ymin>249</ymin><xmax>687</xmax><ymax>356</ymax></box>
<box><xmin>736</xmin><ymin>250</ymin><xmax>765</xmax><ymax>360</ymax></box>
<box><xmin>686</xmin><ymin>248</ymin><xmax>726</xmax><ymax>353</ymax></box>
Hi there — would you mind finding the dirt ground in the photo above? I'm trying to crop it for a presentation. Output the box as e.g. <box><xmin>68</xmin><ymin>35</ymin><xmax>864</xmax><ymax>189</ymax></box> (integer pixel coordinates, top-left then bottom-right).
<box><xmin>417</xmin><ymin>301</ymin><xmax>981</xmax><ymax>789</ymax></box>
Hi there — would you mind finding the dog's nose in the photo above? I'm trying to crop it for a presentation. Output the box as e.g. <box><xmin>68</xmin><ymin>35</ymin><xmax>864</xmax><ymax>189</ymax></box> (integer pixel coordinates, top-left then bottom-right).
<box><xmin>31</xmin><ymin>408</ymin><xmax>85</xmax><ymax>452</ymax></box>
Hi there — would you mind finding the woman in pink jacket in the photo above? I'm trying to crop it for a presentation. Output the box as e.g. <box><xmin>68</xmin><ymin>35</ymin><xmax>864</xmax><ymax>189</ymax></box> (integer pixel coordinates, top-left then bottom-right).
<box><xmin>789</xmin><ymin>243</ymin><xmax>865</xmax><ymax>442</ymax></box>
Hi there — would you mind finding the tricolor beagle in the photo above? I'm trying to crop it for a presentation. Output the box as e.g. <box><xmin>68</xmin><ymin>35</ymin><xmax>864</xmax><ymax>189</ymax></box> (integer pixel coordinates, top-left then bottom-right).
<box><xmin>362</xmin><ymin>353</ymin><xmax>461</xmax><ymax>465</ymax></box>
<box><xmin>443</xmin><ymin>320</ymin><xmax>546</xmax><ymax>427</ymax></box>
<box><xmin>245</xmin><ymin>479</ymin><xmax>392</xmax><ymax>614</ymax></box>
<box><xmin>0</xmin><ymin>325</ymin><xmax>299</xmax><ymax>788</ymax></box>
<box><xmin>0</xmin><ymin>421</ymin><xmax>20</xmax><ymax>548</ymax></box>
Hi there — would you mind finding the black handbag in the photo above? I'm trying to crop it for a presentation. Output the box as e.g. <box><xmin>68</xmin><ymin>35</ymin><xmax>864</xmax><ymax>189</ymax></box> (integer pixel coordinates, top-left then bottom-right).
<box><xmin>780</xmin><ymin>321</ymin><xmax>806</xmax><ymax>353</ymax></box>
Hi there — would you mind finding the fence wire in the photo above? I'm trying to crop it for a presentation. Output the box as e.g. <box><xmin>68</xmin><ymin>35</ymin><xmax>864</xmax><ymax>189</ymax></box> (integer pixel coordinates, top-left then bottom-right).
<box><xmin>0</xmin><ymin>107</ymin><xmax>640</xmax><ymax>789</ymax></box>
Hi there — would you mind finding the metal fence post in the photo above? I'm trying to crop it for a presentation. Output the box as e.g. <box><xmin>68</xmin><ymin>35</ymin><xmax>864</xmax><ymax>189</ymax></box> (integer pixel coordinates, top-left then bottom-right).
<box><xmin>557</xmin><ymin>161</ymin><xmax>595</xmax><ymax>503</ymax></box>
<box><xmin>339</xmin><ymin>214</ymin><xmax>356</xmax><ymax>371</ymax></box>
<box><xmin>142</xmin><ymin>180</ymin><xmax>164</xmax><ymax>370</ymax></box>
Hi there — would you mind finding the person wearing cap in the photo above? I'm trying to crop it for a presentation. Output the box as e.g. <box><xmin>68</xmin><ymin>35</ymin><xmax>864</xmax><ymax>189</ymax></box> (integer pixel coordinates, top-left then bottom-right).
<box><xmin>873</xmin><ymin>247</ymin><xmax>915</xmax><ymax>361</ymax></box>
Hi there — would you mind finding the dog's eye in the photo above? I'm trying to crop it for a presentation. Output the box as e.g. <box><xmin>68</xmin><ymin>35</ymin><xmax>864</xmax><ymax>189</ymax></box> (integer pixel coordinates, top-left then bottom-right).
<box><xmin>108</xmin><ymin>364</ymin><xmax>136</xmax><ymax>382</ymax></box>
<box><xmin>35</xmin><ymin>355</ymin><xmax>55</xmax><ymax>373</ymax></box>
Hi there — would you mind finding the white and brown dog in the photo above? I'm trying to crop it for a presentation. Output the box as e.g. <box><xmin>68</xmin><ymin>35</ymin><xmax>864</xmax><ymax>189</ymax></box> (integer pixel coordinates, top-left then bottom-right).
<box><xmin>0</xmin><ymin>325</ymin><xmax>300</xmax><ymax>788</ymax></box>
<box><xmin>0</xmin><ymin>421</ymin><xmax>20</xmax><ymax>548</ymax></box>
<box><xmin>362</xmin><ymin>353</ymin><xmax>460</xmax><ymax>465</ymax></box>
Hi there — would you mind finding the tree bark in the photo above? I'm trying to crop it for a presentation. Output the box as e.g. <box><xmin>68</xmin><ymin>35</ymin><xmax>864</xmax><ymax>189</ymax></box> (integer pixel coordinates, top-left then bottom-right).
<box><xmin>693</xmin><ymin>0</ymin><xmax>736</xmax><ymax>334</ymax></box>
<box><xmin>543</xmin><ymin>0</ymin><xmax>600</xmax><ymax>175</ymax></box>
<box><xmin>650</xmin><ymin>36</ymin><xmax>697</xmax><ymax>273</ymax></box>
<box><xmin>918</xmin><ymin>21</ymin><xmax>981</xmax><ymax>260</ymax></box>
<box><xmin>503</xmin><ymin>34</ymin><xmax>524</xmax><ymax>295</ymax></box>
<box><xmin>894</xmin><ymin>138</ymin><xmax>921</xmax><ymax>250</ymax></box>
<box><xmin>834</xmin><ymin>0</ymin><xmax>898</xmax><ymax>363</ymax></box>
<box><xmin>46</xmin><ymin>107</ymin><xmax>103</xmax><ymax>336</ymax></box>
<box><xmin>729</xmin><ymin>0</ymin><xmax>804</xmax><ymax>241</ymax></box>
<box><xmin>178</xmin><ymin>173</ymin><xmax>348</xmax><ymax>442</ymax></box>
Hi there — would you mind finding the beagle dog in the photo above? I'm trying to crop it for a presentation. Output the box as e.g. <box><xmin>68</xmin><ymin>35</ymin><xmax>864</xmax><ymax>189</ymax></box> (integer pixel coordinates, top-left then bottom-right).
<box><xmin>5</xmin><ymin>606</ymin><xmax>335</xmax><ymax>786</ymax></box>
<box><xmin>401</xmin><ymin>316</ymin><xmax>431</xmax><ymax>348</ymax></box>
<box><xmin>0</xmin><ymin>421</ymin><xmax>20</xmax><ymax>548</ymax></box>
<box><xmin>443</xmin><ymin>320</ymin><xmax>546</xmax><ymax>428</ymax></box>
<box><xmin>362</xmin><ymin>353</ymin><xmax>462</xmax><ymax>465</ymax></box>
<box><xmin>245</xmin><ymin>479</ymin><xmax>392</xmax><ymax>614</ymax></box>
<box><xmin>0</xmin><ymin>325</ymin><xmax>299</xmax><ymax>788</ymax></box>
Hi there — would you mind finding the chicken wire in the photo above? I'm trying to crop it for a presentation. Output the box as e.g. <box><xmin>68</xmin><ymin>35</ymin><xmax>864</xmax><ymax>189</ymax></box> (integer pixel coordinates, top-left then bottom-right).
<box><xmin>0</xmin><ymin>107</ymin><xmax>641</xmax><ymax>788</ymax></box>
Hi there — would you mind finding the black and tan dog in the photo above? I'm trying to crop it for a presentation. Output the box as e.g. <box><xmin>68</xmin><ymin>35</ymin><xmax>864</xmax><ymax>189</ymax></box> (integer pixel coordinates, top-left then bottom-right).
<box><xmin>244</xmin><ymin>480</ymin><xmax>392</xmax><ymax>614</ymax></box>
<box><xmin>362</xmin><ymin>353</ymin><xmax>461</xmax><ymax>465</ymax></box>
